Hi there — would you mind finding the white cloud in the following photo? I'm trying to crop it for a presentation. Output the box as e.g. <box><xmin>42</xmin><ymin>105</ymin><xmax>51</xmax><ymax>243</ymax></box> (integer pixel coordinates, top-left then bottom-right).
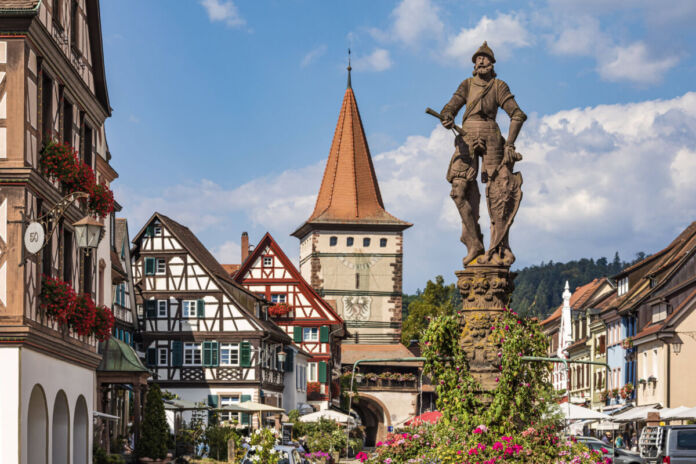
<box><xmin>213</xmin><ymin>240</ymin><xmax>240</xmax><ymax>264</ymax></box>
<box><xmin>390</xmin><ymin>0</ymin><xmax>444</xmax><ymax>46</ymax></box>
<box><xmin>301</xmin><ymin>44</ymin><xmax>327</xmax><ymax>68</ymax></box>
<box><xmin>547</xmin><ymin>16</ymin><xmax>603</xmax><ymax>56</ymax></box>
<box><xmin>444</xmin><ymin>13</ymin><xmax>531</xmax><ymax>63</ymax></box>
<box><xmin>117</xmin><ymin>92</ymin><xmax>696</xmax><ymax>291</ymax></box>
<box><xmin>353</xmin><ymin>48</ymin><xmax>393</xmax><ymax>72</ymax></box>
<box><xmin>200</xmin><ymin>0</ymin><xmax>245</xmax><ymax>28</ymax></box>
<box><xmin>597</xmin><ymin>42</ymin><xmax>679</xmax><ymax>84</ymax></box>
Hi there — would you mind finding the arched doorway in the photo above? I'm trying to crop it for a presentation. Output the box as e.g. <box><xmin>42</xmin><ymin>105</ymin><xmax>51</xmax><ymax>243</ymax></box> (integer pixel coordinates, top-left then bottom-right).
<box><xmin>352</xmin><ymin>394</ymin><xmax>390</xmax><ymax>447</ymax></box>
<box><xmin>27</xmin><ymin>384</ymin><xmax>48</xmax><ymax>464</ymax></box>
<box><xmin>73</xmin><ymin>395</ymin><xmax>89</xmax><ymax>464</ymax></box>
<box><xmin>52</xmin><ymin>390</ymin><xmax>70</xmax><ymax>464</ymax></box>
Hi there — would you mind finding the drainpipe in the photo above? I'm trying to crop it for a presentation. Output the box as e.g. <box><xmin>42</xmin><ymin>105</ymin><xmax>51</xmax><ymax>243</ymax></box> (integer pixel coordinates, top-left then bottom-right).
<box><xmin>666</xmin><ymin>342</ymin><xmax>670</xmax><ymax>408</ymax></box>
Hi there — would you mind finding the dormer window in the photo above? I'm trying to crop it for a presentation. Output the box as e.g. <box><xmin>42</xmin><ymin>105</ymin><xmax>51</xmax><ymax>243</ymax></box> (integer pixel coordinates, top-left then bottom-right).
<box><xmin>263</xmin><ymin>256</ymin><xmax>273</xmax><ymax>267</ymax></box>
<box><xmin>617</xmin><ymin>277</ymin><xmax>629</xmax><ymax>296</ymax></box>
<box><xmin>329</xmin><ymin>236</ymin><xmax>337</xmax><ymax>246</ymax></box>
<box><xmin>347</xmin><ymin>237</ymin><xmax>354</xmax><ymax>247</ymax></box>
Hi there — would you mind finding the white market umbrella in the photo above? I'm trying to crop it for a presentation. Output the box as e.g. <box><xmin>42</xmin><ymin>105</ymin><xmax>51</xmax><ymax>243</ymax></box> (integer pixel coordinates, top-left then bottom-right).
<box><xmin>298</xmin><ymin>409</ymin><xmax>356</xmax><ymax>425</ymax></box>
<box><xmin>672</xmin><ymin>406</ymin><xmax>696</xmax><ymax>420</ymax></box>
<box><xmin>659</xmin><ymin>406</ymin><xmax>691</xmax><ymax>420</ymax></box>
<box><xmin>239</xmin><ymin>401</ymin><xmax>284</xmax><ymax>413</ymax></box>
<box><xmin>590</xmin><ymin>420</ymin><xmax>620</xmax><ymax>431</ymax></box>
<box><xmin>559</xmin><ymin>403</ymin><xmax>611</xmax><ymax>421</ymax></box>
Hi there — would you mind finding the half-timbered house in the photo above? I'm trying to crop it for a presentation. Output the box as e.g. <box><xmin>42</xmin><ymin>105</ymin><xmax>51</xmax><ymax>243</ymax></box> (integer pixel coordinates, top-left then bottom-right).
<box><xmin>131</xmin><ymin>213</ymin><xmax>293</xmax><ymax>426</ymax></box>
<box><xmin>0</xmin><ymin>1</ymin><xmax>119</xmax><ymax>463</ymax></box>
<box><xmin>232</xmin><ymin>232</ymin><xmax>345</xmax><ymax>410</ymax></box>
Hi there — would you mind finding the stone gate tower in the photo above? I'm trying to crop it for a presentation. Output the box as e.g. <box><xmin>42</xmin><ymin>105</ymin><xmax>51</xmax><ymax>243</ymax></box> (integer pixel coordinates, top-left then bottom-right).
<box><xmin>292</xmin><ymin>72</ymin><xmax>411</xmax><ymax>344</ymax></box>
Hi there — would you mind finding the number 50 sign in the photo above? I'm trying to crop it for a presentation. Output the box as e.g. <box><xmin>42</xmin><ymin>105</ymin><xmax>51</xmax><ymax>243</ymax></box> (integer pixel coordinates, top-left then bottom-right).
<box><xmin>24</xmin><ymin>222</ymin><xmax>46</xmax><ymax>255</ymax></box>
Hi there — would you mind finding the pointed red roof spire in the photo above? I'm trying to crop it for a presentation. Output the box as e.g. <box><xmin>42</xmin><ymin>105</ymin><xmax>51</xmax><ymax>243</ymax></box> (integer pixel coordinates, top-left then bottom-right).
<box><xmin>293</xmin><ymin>76</ymin><xmax>410</xmax><ymax>236</ymax></box>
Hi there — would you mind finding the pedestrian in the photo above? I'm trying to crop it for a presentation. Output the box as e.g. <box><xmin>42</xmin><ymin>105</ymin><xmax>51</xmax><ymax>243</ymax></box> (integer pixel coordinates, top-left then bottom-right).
<box><xmin>602</xmin><ymin>433</ymin><xmax>610</xmax><ymax>444</ymax></box>
<box><xmin>630</xmin><ymin>433</ymin><xmax>638</xmax><ymax>452</ymax></box>
<box><xmin>614</xmin><ymin>434</ymin><xmax>624</xmax><ymax>449</ymax></box>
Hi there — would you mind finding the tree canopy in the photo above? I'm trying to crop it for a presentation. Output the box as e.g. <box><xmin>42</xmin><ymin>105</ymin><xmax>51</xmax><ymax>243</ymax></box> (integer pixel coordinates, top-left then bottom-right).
<box><xmin>401</xmin><ymin>275</ymin><xmax>458</xmax><ymax>345</ymax></box>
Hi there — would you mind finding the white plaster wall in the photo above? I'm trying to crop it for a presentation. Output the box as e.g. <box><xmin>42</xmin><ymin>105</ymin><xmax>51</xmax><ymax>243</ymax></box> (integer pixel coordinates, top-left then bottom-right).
<box><xmin>283</xmin><ymin>354</ymin><xmax>308</xmax><ymax>413</ymax></box>
<box><xmin>20</xmin><ymin>348</ymin><xmax>95</xmax><ymax>464</ymax></box>
<box><xmin>369</xmin><ymin>391</ymin><xmax>418</xmax><ymax>427</ymax></box>
<box><xmin>0</xmin><ymin>347</ymin><xmax>20</xmax><ymax>464</ymax></box>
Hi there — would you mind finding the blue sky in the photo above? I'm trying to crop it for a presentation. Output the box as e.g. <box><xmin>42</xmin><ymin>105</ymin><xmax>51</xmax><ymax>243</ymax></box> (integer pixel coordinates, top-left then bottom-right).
<box><xmin>102</xmin><ymin>0</ymin><xmax>696</xmax><ymax>293</ymax></box>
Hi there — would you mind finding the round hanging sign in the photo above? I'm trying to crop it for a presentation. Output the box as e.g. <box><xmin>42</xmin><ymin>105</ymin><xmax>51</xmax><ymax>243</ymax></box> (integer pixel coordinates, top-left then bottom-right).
<box><xmin>24</xmin><ymin>222</ymin><xmax>45</xmax><ymax>255</ymax></box>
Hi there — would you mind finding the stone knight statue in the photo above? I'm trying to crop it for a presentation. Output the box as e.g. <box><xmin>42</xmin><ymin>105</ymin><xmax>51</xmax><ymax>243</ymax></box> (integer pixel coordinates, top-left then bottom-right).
<box><xmin>440</xmin><ymin>41</ymin><xmax>527</xmax><ymax>267</ymax></box>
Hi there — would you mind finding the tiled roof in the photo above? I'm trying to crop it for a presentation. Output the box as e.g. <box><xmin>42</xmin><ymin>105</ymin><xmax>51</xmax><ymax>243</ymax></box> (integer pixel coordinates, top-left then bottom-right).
<box><xmin>294</xmin><ymin>85</ymin><xmax>410</xmax><ymax>233</ymax></box>
<box><xmin>634</xmin><ymin>287</ymin><xmax>696</xmax><ymax>341</ymax></box>
<box><xmin>542</xmin><ymin>278</ymin><xmax>606</xmax><ymax>325</ymax></box>
<box><xmin>541</xmin><ymin>305</ymin><xmax>562</xmax><ymax>325</ymax></box>
<box><xmin>341</xmin><ymin>343</ymin><xmax>421</xmax><ymax>366</ymax></box>
<box><xmin>567</xmin><ymin>337</ymin><xmax>588</xmax><ymax>352</ymax></box>
<box><xmin>222</xmin><ymin>264</ymin><xmax>240</xmax><ymax>276</ymax></box>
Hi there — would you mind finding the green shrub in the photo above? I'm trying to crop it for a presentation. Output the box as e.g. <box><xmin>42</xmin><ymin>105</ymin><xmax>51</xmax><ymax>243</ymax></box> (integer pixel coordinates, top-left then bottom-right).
<box><xmin>136</xmin><ymin>383</ymin><xmax>169</xmax><ymax>459</ymax></box>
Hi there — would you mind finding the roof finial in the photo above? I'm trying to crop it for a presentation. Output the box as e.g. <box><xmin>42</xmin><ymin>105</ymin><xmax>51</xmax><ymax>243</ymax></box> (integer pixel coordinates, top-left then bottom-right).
<box><xmin>347</xmin><ymin>48</ymin><xmax>352</xmax><ymax>89</ymax></box>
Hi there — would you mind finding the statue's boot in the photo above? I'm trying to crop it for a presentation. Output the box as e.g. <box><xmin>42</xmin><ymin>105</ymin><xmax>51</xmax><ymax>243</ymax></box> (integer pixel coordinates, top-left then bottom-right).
<box><xmin>462</xmin><ymin>233</ymin><xmax>485</xmax><ymax>267</ymax></box>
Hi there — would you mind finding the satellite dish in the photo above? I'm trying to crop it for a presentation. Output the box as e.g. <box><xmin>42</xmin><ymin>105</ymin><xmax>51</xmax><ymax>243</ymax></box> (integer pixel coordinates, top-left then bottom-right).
<box><xmin>24</xmin><ymin>222</ymin><xmax>46</xmax><ymax>255</ymax></box>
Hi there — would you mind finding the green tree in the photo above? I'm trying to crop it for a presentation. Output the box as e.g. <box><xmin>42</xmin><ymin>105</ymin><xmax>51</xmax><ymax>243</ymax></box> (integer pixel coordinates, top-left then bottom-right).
<box><xmin>136</xmin><ymin>383</ymin><xmax>169</xmax><ymax>459</ymax></box>
<box><xmin>401</xmin><ymin>276</ymin><xmax>457</xmax><ymax>346</ymax></box>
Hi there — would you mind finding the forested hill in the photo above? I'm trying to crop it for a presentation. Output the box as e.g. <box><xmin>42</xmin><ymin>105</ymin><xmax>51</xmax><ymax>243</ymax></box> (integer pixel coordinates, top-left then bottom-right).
<box><xmin>511</xmin><ymin>252</ymin><xmax>643</xmax><ymax>319</ymax></box>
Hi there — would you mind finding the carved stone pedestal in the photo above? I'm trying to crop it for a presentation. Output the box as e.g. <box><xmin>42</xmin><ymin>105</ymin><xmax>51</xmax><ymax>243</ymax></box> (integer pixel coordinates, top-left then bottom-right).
<box><xmin>456</xmin><ymin>264</ymin><xmax>516</xmax><ymax>392</ymax></box>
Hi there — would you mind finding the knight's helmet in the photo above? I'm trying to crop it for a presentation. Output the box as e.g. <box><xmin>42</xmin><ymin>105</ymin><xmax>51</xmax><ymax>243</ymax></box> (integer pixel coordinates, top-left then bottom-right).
<box><xmin>472</xmin><ymin>41</ymin><xmax>496</xmax><ymax>63</ymax></box>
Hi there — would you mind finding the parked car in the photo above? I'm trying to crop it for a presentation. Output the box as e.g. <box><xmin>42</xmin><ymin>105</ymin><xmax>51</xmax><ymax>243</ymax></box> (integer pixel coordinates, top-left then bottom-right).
<box><xmin>575</xmin><ymin>436</ymin><xmax>646</xmax><ymax>464</ymax></box>
<box><xmin>639</xmin><ymin>425</ymin><xmax>696</xmax><ymax>464</ymax></box>
<box><xmin>241</xmin><ymin>444</ymin><xmax>309</xmax><ymax>464</ymax></box>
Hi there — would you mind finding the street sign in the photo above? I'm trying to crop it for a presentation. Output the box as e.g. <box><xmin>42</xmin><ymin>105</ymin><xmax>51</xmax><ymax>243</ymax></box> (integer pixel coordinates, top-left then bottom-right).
<box><xmin>24</xmin><ymin>222</ymin><xmax>45</xmax><ymax>255</ymax></box>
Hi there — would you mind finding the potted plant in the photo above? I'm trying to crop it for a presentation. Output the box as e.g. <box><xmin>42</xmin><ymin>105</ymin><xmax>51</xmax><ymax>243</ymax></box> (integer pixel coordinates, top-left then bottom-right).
<box><xmin>611</xmin><ymin>388</ymin><xmax>620</xmax><ymax>399</ymax></box>
<box><xmin>624</xmin><ymin>382</ymin><xmax>634</xmax><ymax>394</ymax></box>
<box><xmin>622</xmin><ymin>337</ymin><xmax>633</xmax><ymax>349</ymax></box>
<box><xmin>136</xmin><ymin>384</ymin><xmax>171</xmax><ymax>463</ymax></box>
<box><xmin>600</xmin><ymin>390</ymin><xmax>609</xmax><ymax>402</ymax></box>
<box><xmin>268</xmin><ymin>303</ymin><xmax>291</xmax><ymax>318</ymax></box>
<box><xmin>647</xmin><ymin>375</ymin><xmax>657</xmax><ymax>383</ymax></box>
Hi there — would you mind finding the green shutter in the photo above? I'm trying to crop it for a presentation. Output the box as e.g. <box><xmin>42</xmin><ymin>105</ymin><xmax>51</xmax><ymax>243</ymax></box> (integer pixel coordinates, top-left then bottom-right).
<box><xmin>146</xmin><ymin>348</ymin><xmax>156</xmax><ymax>366</ymax></box>
<box><xmin>241</xmin><ymin>394</ymin><xmax>251</xmax><ymax>425</ymax></box>
<box><xmin>172</xmin><ymin>341</ymin><xmax>183</xmax><ymax>367</ymax></box>
<box><xmin>284</xmin><ymin>348</ymin><xmax>294</xmax><ymax>373</ymax></box>
<box><xmin>145</xmin><ymin>225</ymin><xmax>154</xmax><ymax>237</ymax></box>
<box><xmin>212</xmin><ymin>341</ymin><xmax>219</xmax><ymax>366</ymax></box>
<box><xmin>293</xmin><ymin>326</ymin><xmax>303</xmax><ymax>343</ymax></box>
<box><xmin>207</xmin><ymin>394</ymin><xmax>218</xmax><ymax>408</ymax></box>
<box><xmin>144</xmin><ymin>257</ymin><xmax>155</xmax><ymax>275</ymax></box>
<box><xmin>320</xmin><ymin>325</ymin><xmax>329</xmax><ymax>343</ymax></box>
<box><xmin>203</xmin><ymin>341</ymin><xmax>212</xmax><ymax>367</ymax></box>
<box><xmin>240</xmin><ymin>341</ymin><xmax>251</xmax><ymax>367</ymax></box>
<box><xmin>145</xmin><ymin>300</ymin><xmax>156</xmax><ymax>318</ymax></box>
<box><xmin>318</xmin><ymin>361</ymin><xmax>327</xmax><ymax>383</ymax></box>
<box><xmin>197</xmin><ymin>299</ymin><xmax>205</xmax><ymax>318</ymax></box>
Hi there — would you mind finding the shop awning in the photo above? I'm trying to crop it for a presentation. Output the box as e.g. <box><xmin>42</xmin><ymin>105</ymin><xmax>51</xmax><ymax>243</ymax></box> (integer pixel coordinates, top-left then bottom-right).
<box><xmin>611</xmin><ymin>404</ymin><xmax>660</xmax><ymax>422</ymax></box>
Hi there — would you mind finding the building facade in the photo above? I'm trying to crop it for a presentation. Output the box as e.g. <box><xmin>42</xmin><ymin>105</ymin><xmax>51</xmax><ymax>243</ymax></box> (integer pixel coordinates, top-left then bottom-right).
<box><xmin>131</xmin><ymin>213</ymin><xmax>293</xmax><ymax>427</ymax></box>
<box><xmin>0</xmin><ymin>1</ymin><xmax>117</xmax><ymax>463</ymax></box>
<box><xmin>233</xmin><ymin>232</ymin><xmax>344</xmax><ymax>411</ymax></box>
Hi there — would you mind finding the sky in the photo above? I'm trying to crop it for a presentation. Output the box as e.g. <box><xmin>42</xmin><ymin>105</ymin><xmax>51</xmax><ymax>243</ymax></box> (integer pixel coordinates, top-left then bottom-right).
<box><xmin>101</xmin><ymin>0</ymin><xmax>696</xmax><ymax>293</ymax></box>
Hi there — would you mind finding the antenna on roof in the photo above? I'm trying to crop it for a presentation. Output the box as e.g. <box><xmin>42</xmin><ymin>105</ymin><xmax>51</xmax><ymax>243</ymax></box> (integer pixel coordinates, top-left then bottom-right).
<box><xmin>347</xmin><ymin>48</ymin><xmax>352</xmax><ymax>89</ymax></box>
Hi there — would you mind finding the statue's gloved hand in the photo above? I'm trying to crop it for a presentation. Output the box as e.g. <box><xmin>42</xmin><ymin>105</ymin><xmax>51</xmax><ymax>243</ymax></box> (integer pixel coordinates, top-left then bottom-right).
<box><xmin>441</xmin><ymin>114</ymin><xmax>455</xmax><ymax>129</ymax></box>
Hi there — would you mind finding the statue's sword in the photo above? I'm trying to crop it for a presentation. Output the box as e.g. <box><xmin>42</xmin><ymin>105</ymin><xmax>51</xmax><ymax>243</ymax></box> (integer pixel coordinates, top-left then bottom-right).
<box><xmin>425</xmin><ymin>108</ymin><xmax>466</xmax><ymax>137</ymax></box>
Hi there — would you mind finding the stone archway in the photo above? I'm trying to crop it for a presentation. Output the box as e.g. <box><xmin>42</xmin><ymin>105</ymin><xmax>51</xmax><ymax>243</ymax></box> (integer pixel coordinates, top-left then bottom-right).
<box><xmin>352</xmin><ymin>393</ymin><xmax>391</xmax><ymax>447</ymax></box>
<box><xmin>52</xmin><ymin>390</ymin><xmax>70</xmax><ymax>464</ymax></box>
<box><xmin>73</xmin><ymin>395</ymin><xmax>89</xmax><ymax>464</ymax></box>
<box><xmin>28</xmin><ymin>384</ymin><xmax>48</xmax><ymax>464</ymax></box>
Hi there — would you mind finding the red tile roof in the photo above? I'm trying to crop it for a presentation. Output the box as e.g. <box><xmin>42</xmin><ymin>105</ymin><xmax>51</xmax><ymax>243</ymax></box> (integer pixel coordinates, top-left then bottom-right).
<box><xmin>293</xmin><ymin>85</ymin><xmax>410</xmax><ymax>235</ymax></box>
<box><xmin>542</xmin><ymin>278</ymin><xmax>606</xmax><ymax>326</ymax></box>
<box><xmin>221</xmin><ymin>264</ymin><xmax>240</xmax><ymax>276</ymax></box>
<box><xmin>341</xmin><ymin>343</ymin><xmax>421</xmax><ymax>366</ymax></box>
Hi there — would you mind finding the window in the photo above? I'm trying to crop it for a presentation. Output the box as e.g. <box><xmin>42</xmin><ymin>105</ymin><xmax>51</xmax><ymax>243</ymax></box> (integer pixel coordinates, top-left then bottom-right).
<box><xmin>70</xmin><ymin>0</ymin><xmax>79</xmax><ymax>49</ymax></box>
<box><xmin>62</xmin><ymin>227</ymin><xmax>73</xmax><ymax>283</ymax></box>
<box><xmin>41</xmin><ymin>73</ymin><xmax>53</xmax><ymax>139</ymax></box>
<box><xmin>303</xmin><ymin>327</ymin><xmax>319</xmax><ymax>342</ymax></box>
<box><xmin>363</xmin><ymin>238</ymin><xmax>370</xmax><ymax>247</ymax></box>
<box><xmin>263</xmin><ymin>256</ymin><xmax>273</xmax><ymax>267</ymax></box>
<box><xmin>346</xmin><ymin>237</ymin><xmax>354</xmax><ymax>247</ymax></box>
<box><xmin>652</xmin><ymin>349</ymin><xmax>658</xmax><ymax>379</ymax></box>
<box><xmin>153</xmin><ymin>225</ymin><xmax>162</xmax><ymax>236</ymax></box>
<box><xmin>184</xmin><ymin>343</ymin><xmax>202</xmax><ymax>365</ymax></box>
<box><xmin>220</xmin><ymin>343</ymin><xmax>240</xmax><ymax>366</ymax></box>
<box><xmin>652</xmin><ymin>303</ymin><xmax>667</xmax><ymax>323</ymax></box>
<box><xmin>53</xmin><ymin>0</ymin><xmax>62</xmax><ymax>26</ymax></box>
<box><xmin>329</xmin><ymin>236</ymin><xmax>337</xmax><ymax>247</ymax></box>
<box><xmin>355</xmin><ymin>273</ymin><xmax>360</xmax><ymax>289</ymax></box>
<box><xmin>82</xmin><ymin>250</ymin><xmax>92</xmax><ymax>296</ymax></box>
<box><xmin>380</xmin><ymin>238</ymin><xmax>387</xmax><ymax>247</ymax></box>
<box><xmin>156</xmin><ymin>258</ymin><xmax>166</xmax><ymax>275</ymax></box>
<box><xmin>157</xmin><ymin>300</ymin><xmax>167</xmax><ymax>318</ymax></box>
<box><xmin>182</xmin><ymin>300</ymin><xmax>198</xmax><ymax>318</ymax></box>
<box><xmin>296</xmin><ymin>365</ymin><xmax>306</xmax><ymax>392</ymax></box>
<box><xmin>271</xmin><ymin>294</ymin><xmax>286</xmax><ymax>304</ymax></box>
<box><xmin>63</xmin><ymin>100</ymin><xmax>73</xmax><ymax>145</ymax></box>
<box><xmin>158</xmin><ymin>347</ymin><xmax>168</xmax><ymax>366</ymax></box>
<box><xmin>308</xmin><ymin>362</ymin><xmax>318</xmax><ymax>382</ymax></box>
<box><xmin>676</xmin><ymin>431</ymin><xmax>696</xmax><ymax>450</ymax></box>
<box><xmin>220</xmin><ymin>395</ymin><xmax>240</xmax><ymax>422</ymax></box>
<box><xmin>617</xmin><ymin>277</ymin><xmax>629</xmax><ymax>296</ymax></box>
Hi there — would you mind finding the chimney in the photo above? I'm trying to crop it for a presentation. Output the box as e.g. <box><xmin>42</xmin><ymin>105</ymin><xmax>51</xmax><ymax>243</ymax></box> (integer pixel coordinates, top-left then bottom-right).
<box><xmin>241</xmin><ymin>232</ymin><xmax>249</xmax><ymax>263</ymax></box>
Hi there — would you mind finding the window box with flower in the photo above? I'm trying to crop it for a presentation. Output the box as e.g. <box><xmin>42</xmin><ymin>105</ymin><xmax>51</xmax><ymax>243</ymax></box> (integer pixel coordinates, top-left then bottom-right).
<box><xmin>268</xmin><ymin>302</ymin><xmax>291</xmax><ymax>318</ymax></box>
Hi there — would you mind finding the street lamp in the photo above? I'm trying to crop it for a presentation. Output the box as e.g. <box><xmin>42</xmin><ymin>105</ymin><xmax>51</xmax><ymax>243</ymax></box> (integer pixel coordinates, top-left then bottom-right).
<box><xmin>73</xmin><ymin>216</ymin><xmax>104</xmax><ymax>250</ymax></box>
<box><xmin>277</xmin><ymin>350</ymin><xmax>287</xmax><ymax>365</ymax></box>
<box><xmin>354</xmin><ymin>372</ymin><xmax>364</xmax><ymax>384</ymax></box>
<box><xmin>671</xmin><ymin>339</ymin><xmax>683</xmax><ymax>355</ymax></box>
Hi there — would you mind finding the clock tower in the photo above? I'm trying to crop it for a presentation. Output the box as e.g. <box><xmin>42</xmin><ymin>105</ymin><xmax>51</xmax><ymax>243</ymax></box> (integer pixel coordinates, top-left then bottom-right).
<box><xmin>292</xmin><ymin>69</ymin><xmax>411</xmax><ymax>344</ymax></box>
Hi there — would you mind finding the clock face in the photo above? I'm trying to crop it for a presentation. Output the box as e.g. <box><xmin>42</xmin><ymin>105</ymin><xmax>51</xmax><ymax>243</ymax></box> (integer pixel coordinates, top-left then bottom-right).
<box><xmin>343</xmin><ymin>295</ymin><xmax>372</xmax><ymax>321</ymax></box>
<box><xmin>338</xmin><ymin>254</ymin><xmax>379</xmax><ymax>270</ymax></box>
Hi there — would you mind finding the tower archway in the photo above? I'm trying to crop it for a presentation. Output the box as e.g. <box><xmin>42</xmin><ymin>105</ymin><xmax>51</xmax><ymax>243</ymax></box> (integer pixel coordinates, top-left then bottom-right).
<box><xmin>52</xmin><ymin>390</ymin><xmax>70</xmax><ymax>464</ymax></box>
<box><xmin>27</xmin><ymin>384</ymin><xmax>48</xmax><ymax>464</ymax></box>
<box><xmin>351</xmin><ymin>393</ymin><xmax>391</xmax><ymax>447</ymax></box>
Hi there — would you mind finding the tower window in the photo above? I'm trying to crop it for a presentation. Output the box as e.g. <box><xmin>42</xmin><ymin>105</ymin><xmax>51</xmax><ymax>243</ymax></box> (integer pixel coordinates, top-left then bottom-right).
<box><xmin>363</xmin><ymin>238</ymin><xmax>370</xmax><ymax>247</ymax></box>
<box><xmin>347</xmin><ymin>237</ymin><xmax>354</xmax><ymax>247</ymax></box>
<box><xmin>355</xmin><ymin>273</ymin><xmax>360</xmax><ymax>289</ymax></box>
<box><xmin>329</xmin><ymin>236</ymin><xmax>337</xmax><ymax>246</ymax></box>
<box><xmin>380</xmin><ymin>238</ymin><xmax>387</xmax><ymax>247</ymax></box>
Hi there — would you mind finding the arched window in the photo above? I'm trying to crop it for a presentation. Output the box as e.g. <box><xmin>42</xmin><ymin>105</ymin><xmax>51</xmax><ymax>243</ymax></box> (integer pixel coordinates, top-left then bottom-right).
<box><xmin>73</xmin><ymin>396</ymin><xmax>89</xmax><ymax>464</ymax></box>
<box><xmin>52</xmin><ymin>390</ymin><xmax>70</xmax><ymax>464</ymax></box>
<box><xmin>27</xmin><ymin>385</ymin><xmax>48</xmax><ymax>464</ymax></box>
